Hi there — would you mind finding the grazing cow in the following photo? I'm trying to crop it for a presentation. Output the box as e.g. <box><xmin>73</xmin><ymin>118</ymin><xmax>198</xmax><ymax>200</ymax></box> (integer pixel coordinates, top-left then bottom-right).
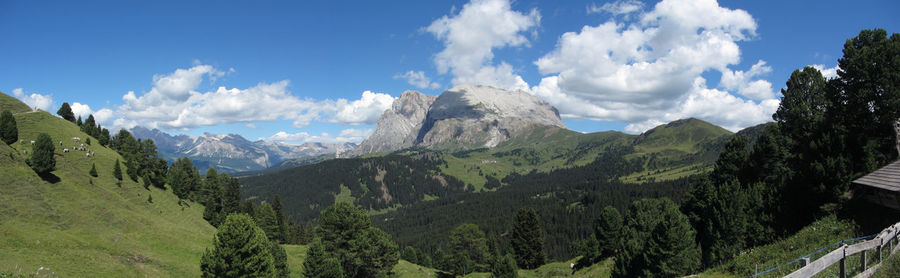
<box><xmin>23</xmin><ymin>150</ymin><xmax>27</xmax><ymax>155</ymax></box>
<box><xmin>30</xmin><ymin>140</ymin><xmax>35</xmax><ymax>145</ymax></box>
<box><xmin>63</xmin><ymin>148</ymin><xmax>69</xmax><ymax>153</ymax></box>
<box><xmin>86</xmin><ymin>152</ymin><xmax>90</xmax><ymax>157</ymax></box>
<box><xmin>59</xmin><ymin>141</ymin><xmax>63</xmax><ymax>146</ymax></box>
<box><xmin>72</xmin><ymin>137</ymin><xmax>80</xmax><ymax>142</ymax></box>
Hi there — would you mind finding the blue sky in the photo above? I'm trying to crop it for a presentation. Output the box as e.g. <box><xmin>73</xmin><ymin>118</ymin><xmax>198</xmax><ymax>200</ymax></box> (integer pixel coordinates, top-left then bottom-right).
<box><xmin>1</xmin><ymin>0</ymin><xmax>897</xmax><ymax>144</ymax></box>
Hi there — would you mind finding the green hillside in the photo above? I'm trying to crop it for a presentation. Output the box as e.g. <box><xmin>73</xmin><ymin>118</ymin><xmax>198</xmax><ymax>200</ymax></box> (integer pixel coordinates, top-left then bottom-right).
<box><xmin>0</xmin><ymin>91</ymin><xmax>32</xmax><ymax>114</ymax></box>
<box><xmin>0</xmin><ymin>94</ymin><xmax>216</xmax><ymax>277</ymax></box>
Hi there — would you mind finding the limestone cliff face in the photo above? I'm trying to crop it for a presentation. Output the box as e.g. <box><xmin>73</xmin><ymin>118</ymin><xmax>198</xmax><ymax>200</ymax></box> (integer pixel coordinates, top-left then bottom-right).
<box><xmin>415</xmin><ymin>85</ymin><xmax>566</xmax><ymax>149</ymax></box>
<box><xmin>351</xmin><ymin>85</ymin><xmax>566</xmax><ymax>155</ymax></box>
<box><xmin>350</xmin><ymin>91</ymin><xmax>437</xmax><ymax>155</ymax></box>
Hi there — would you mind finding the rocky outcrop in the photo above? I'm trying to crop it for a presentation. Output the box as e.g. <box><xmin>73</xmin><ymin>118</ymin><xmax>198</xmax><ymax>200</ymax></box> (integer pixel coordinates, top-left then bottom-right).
<box><xmin>416</xmin><ymin>85</ymin><xmax>565</xmax><ymax>149</ymax></box>
<box><xmin>351</xmin><ymin>85</ymin><xmax>566</xmax><ymax>155</ymax></box>
<box><xmin>350</xmin><ymin>91</ymin><xmax>437</xmax><ymax>155</ymax></box>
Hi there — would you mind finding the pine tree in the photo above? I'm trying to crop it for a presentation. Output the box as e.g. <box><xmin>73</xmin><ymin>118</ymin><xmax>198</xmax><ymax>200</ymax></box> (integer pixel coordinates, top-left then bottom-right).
<box><xmin>510</xmin><ymin>208</ymin><xmax>545</xmax><ymax>269</ymax></box>
<box><xmin>641</xmin><ymin>203</ymin><xmax>701</xmax><ymax>278</ymax></box>
<box><xmin>256</xmin><ymin>202</ymin><xmax>280</xmax><ymax>241</ymax></box>
<box><xmin>89</xmin><ymin>163</ymin><xmax>98</xmax><ymax>177</ymax></box>
<box><xmin>201</xmin><ymin>214</ymin><xmax>275</xmax><ymax>277</ymax></box>
<box><xmin>596</xmin><ymin>206</ymin><xmax>623</xmax><ymax>258</ymax></box>
<box><xmin>304</xmin><ymin>240</ymin><xmax>344</xmax><ymax>278</ymax></box>
<box><xmin>113</xmin><ymin>159</ymin><xmax>123</xmax><ymax>181</ymax></box>
<box><xmin>57</xmin><ymin>102</ymin><xmax>75</xmax><ymax>122</ymax></box>
<box><xmin>317</xmin><ymin>202</ymin><xmax>398</xmax><ymax>278</ymax></box>
<box><xmin>273</xmin><ymin>195</ymin><xmax>288</xmax><ymax>243</ymax></box>
<box><xmin>490</xmin><ymin>253</ymin><xmax>518</xmax><ymax>278</ymax></box>
<box><xmin>99</xmin><ymin>128</ymin><xmax>110</xmax><ymax>146</ymax></box>
<box><xmin>270</xmin><ymin>241</ymin><xmax>289</xmax><ymax>277</ymax></box>
<box><xmin>76</xmin><ymin>115</ymin><xmax>83</xmax><ymax>126</ymax></box>
<box><xmin>401</xmin><ymin>246</ymin><xmax>418</xmax><ymax>263</ymax></box>
<box><xmin>28</xmin><ymin>133</ymin><xmax>56</xmax><ymax>175</ymax></box>
<box><xmin>448</xmin><ymin>223</ymin><xmax>490</xmax><ymax>275</ymax></box>
<box><xmin>0</xmin><ymin>110</ymin><xmax>18</xmax><ymax>145</ymax></box>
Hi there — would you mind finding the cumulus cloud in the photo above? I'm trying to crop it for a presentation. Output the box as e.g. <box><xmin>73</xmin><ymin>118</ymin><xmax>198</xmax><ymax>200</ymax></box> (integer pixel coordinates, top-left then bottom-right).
<box><xmin>70</xmin><ymin>102</ymin><xmax>93</xmax><ymax>119</ymax></box>
<box><xmin>12</xmin><ymin>88</ymin><xmax>53</xmax><ymax>112</ymax></box>
<box><xmin>394</xmin><ymin>70</ymin><xmax>440</xmax><ymax>89</ymax></box>
<box><xmin>426</xmin><ymin>0</ymin><xmax>539</xmax><ymax>91</ymax></box>
<box><xmin>102</xmin><ymin>64</ymin><xmax>392</xmax><ymax>131</ymax></box>
<box><xmin>719</xmin><ymin>60</ymin><xmax>776</xmax><ymax>100</ymax></box>
<box><xmin>532</xmin><ymin>0</ymin><xmax>775</xmax><ymax>133</ymax></box>
<box><xmin>587</xmin><ymin>0</ymin><xmax>643</xmax><ymax>16</ymax></box>
<box><xmin>810</xmin><ymin>64</ymin><xmax>840</xmax><ymax>80</ymax></box>
<box><xmin>265</xmin><ymin>128</ymin><xmax>374</xmax><ymax>144</ymax></box>
<box><xmin>331</xmin><ymin>91</ymin><xmax>395</xmax><ymax>125</ymax></box>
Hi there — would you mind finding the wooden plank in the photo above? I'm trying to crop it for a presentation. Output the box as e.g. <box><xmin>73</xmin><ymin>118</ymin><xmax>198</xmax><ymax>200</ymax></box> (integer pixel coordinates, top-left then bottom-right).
<box><xmin>785</xmin><ymin>246</ymin><xmax>847</xmax><ymax>278</ymax></box>
<box><xmin>854</xmin><ymin>262</ymin><xmax>881</xmax><ymax>278</ymax></box>
<box><xmin>847</xmin><ymin>239</ymin><xmax>881</xmax><ymax>255</ymax></box>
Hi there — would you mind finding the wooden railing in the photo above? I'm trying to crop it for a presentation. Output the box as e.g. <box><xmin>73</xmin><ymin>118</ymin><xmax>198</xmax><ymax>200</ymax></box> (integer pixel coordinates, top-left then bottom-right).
<box><xmin>784</xmin><ymin>221</ymin><xmax>900</xmax><ymax>278</ymax></box>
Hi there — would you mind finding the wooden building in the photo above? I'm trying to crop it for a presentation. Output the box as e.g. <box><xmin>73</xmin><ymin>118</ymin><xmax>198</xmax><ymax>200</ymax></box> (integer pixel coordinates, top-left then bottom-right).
<box><xmin>853</xmin><ymin>160</ymin><xmax>900</xmax><ymax>210</ymax></box>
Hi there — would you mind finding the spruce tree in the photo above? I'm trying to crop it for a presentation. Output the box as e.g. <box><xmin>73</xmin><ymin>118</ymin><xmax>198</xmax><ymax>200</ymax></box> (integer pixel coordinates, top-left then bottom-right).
<box><xmin>510</xmin><ymin>208</ymin><xmax>545</xmax><ymax>269</ymax></box>
<box><xmin>596</xmin><ymin>206</ymin><xmax>623</xmax><ymax>258</ymax></box>
<box><xmin>641</xmin><ymin>203</ymin><xmax>701</xmax><ymax>277</ymax></box>
<box><xmin>256</xmin><ymin>202</ymin><xmax>280</xmax><ymax>240</ymax></box>
<box><xmin>28</xmin><ymin>133</ymin><xmax>56</xmax><ymax>175</ymax></box>
<box><xmin>273</xmin><ymin>195</ymin><xmax>288</xmax><ymax>243</ymax></box>
<box><xmin>317</xmin><ymin>202</ymin><xmax>398</xmax><ymax>278</ymax></box>
<box><xmin>270</xmin><ymin>241</ymin><xmax>289</xmax><ymax>277</ymax></box>
<box><xmin>448</xmin><ymin>223</ymin><xmax>490</xmax><ymax>274</ymax></box>
<box><xmin>490</xmin><ymin>253</ymin><xmax>518</xmax><ymax>278</ymax></box>
<box><xmin>304</xmin><ymin>240</ymin><xmax>344</xmax><ymax>278</ymax></box>
<box><xmin>56</xmin><ymin>102</ymin><xmax>75</xmax><ymax>122</ymax></box>
<box><xmin>0</xmin><ymin>110</ymin><xmax>18</xmax><ymax>145</ymax></box>
<box><xmin>200</xmin><ymin>214</ymin><xmax>275</xmax><ymax>277</ymax></box>
<box><xmin>401</xmin><ymin>246</ymin><xmax>418</xmax><ymax>263</ymax></box>
<box><xmin>113</xmin><ymin>159</ymin><xmax>123</xmax><ymax>180</ymax></box>
<box><xmin>89</xmin><ymin>163</ymin><xmax>98</xmax><ymax>177</ymax></box>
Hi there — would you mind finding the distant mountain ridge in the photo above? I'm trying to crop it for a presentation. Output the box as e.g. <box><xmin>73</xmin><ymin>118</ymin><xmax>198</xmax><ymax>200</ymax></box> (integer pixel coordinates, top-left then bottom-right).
<box><xmin>130</xmin><ymin>126</ymin><xmax>355</xmax><ymax>172</ymax></box>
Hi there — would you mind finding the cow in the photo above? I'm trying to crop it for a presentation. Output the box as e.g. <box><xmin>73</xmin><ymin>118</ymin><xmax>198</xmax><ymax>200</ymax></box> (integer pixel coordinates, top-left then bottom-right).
<box><xmin>63</xmin><ymin>148</ymin><xmax>69</xmax><ymax>153</ymax></box>
<box><xmin>30</xmin><ymin>140</ymin><xmax>35</xmax><ymax>145</ymax></box>
<box><xmin>72</xmin><ymin>137</ymin><xmax>81</xmax><ymax>142</ymax></box>
<box><xmin>59</xmin><ymin>141</ymin><xmax>63</xmax><ymax>146</ymax></box>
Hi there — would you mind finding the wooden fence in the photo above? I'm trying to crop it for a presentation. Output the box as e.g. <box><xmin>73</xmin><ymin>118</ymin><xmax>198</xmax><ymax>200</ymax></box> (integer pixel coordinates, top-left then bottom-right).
<box><xmin>784</xmin><ymin>221</ymin><xmax>900</xmax><ymax>278</ymax></box>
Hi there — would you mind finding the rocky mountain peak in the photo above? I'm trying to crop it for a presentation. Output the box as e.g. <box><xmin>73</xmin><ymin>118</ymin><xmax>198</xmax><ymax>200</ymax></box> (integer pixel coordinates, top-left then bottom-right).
<box><xmin>351</xmin><ymin>85</ymin><xmax>567</xmax><ymax>155</ymax></box>
<box><xmin>349</xmin><ymin>90</ymin><xmax>437</xmax><ymax>156</ymax></box>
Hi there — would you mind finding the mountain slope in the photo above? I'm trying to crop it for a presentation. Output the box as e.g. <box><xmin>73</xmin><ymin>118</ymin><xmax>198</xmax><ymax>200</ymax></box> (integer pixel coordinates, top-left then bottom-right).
<box><xmin>0</xmin><ymin>94</ymin><xmax>215</xmax><ymax>277</ymax></box>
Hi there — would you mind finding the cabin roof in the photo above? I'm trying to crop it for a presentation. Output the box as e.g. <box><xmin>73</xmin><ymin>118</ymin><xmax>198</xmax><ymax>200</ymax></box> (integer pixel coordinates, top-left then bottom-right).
<box><xmin>854</xmin><ymin>160</ymin><xmax>900</xmax><ymax>192</ymax></box>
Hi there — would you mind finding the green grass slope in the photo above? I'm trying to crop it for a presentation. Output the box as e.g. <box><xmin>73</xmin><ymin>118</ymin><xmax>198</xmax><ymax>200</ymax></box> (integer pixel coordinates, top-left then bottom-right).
<box><xmin>0</xmin><ymin>91</ymin><xmax>32</xmax><ymax>114</ymax></box>
<box><xmin>0</xmin><ymin>103</ymin><xmax>215</xmax><ymax>277</ymax></box>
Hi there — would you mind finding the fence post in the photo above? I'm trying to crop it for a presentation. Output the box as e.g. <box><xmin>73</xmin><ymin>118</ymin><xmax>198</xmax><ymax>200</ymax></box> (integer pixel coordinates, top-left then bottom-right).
<box><xmin>840</xmin><ymin>244</ymin><xmax>847</xmax><ymax>278</ymax></box>
<box><xmin>861</xmin><ymin>249</ymin><xmax>867</xmax><ymax>272</ymax></box>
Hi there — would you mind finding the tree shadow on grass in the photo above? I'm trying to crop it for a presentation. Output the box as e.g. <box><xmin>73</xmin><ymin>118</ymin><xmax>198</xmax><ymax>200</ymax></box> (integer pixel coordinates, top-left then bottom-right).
<box><xmin>38</xmin><ymin>172</ymin><xmax>61</xmax><ymax>184</ymax></box>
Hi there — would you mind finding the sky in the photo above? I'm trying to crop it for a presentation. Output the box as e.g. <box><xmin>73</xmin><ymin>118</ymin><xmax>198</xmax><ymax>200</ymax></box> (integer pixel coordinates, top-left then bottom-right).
<box><xmin>1</xmin><ymin>0</ymin><xmax>897</xmax><ymax>145</ymax></box>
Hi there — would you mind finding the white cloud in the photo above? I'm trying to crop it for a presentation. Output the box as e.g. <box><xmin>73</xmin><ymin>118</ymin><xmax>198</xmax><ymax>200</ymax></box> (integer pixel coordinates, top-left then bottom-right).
<box><xmin>532</xmin><ymin>0</ymin><xmax>774</xmax><ymax>133</ymax></box>
<box><xmin>331</xmin><ymin>91</ymin><xmax>395</xmax><ymax>125</ymax></box>
<box><xmin>93</xmin><ymin>108</ymin><xmax>115</xmax><ymax>126</ymax></box>
<box><xmin>588</xmin><ymin>0</ymin><xmax>644</xmax><ymax>15</ymax></box>
<box><xmin>265</xmin><ymin>128</ymin><xmax>374</xmax><ymax>144</ymax></box>
<box><xmin>103</xmin><ymin>64</ymin><xmax>393</xmax><ymax>132</ymax></box>
<box><xmin>70</xmin><ymin>102</ymin><xmax>93</xmax><ymax>119</ymax></box>
<box><xmin>11</xmin><ymin>88</ymin><xmax>53</xmax><ymax>112</ymax></box>
<box><xmin>810</xmin><ymin>64</ymin><xmax>840</xmax><ymax>80</ymax></box>
<box><xmin>719</xmin><ymin>60</ymin><xmax>775</xmax><ymax>100</ymax></box>
<box><xmin>394</xmin><ymin>70</ymin><xmax>440</xmax><ymax>89</ymax></box>
<box><xmin>426</xmin><ymin>0</ymin><xmax>539</xmax><ymax>91</ymax></box>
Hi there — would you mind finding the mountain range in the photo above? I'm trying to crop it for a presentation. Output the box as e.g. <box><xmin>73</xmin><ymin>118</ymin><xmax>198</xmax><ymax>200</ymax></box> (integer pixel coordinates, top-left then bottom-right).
<box><xmin>130</xmin><ymin>126</ymin><xmax>355</xmax><ymax>173</ymax></box>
